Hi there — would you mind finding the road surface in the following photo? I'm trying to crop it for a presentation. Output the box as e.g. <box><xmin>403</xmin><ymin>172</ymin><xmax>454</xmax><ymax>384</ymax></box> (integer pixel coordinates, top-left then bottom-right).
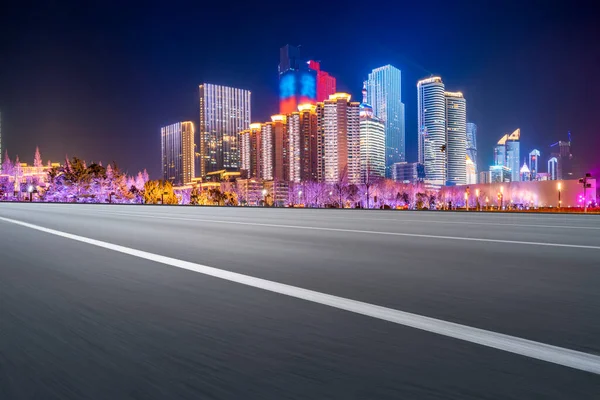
<box><xmin>1</xmin><ymin>203</ymin><xmax>600</xmax><ymax>399</ymax></box>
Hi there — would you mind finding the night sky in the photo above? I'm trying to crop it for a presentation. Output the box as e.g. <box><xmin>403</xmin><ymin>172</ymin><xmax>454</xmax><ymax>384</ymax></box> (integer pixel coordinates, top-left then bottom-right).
<box><xmin>1</xmin><ymin>1</ymin><xmax>599</xmax><ymax>179</ymax></box>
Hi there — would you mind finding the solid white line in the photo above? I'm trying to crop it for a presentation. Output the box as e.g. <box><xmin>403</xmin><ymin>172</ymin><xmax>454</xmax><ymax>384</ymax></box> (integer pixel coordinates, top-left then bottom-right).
<box><xmin>80</xmin><ymin>210</ymin><xmax>600</xmax><ymax>250</ymax></box>
<box><xmin>1</xmin><ymin>215</ymin><xmax>599</xmax><ymax>375</ymax></box>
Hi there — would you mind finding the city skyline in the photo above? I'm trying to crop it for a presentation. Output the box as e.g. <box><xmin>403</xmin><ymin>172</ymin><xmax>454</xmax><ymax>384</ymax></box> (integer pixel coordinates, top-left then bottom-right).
<box><xmin>0</xmin><ymin>2</ymin><xmax>599</xmax><ymax>179</ymax></box>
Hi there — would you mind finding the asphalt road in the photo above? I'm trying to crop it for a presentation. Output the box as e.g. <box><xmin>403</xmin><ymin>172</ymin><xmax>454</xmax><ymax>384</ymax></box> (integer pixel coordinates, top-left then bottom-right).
<box><xmin>1</xmin><ymin>203</ymin><xmax>600</xmax><ymax>399</ymax></box>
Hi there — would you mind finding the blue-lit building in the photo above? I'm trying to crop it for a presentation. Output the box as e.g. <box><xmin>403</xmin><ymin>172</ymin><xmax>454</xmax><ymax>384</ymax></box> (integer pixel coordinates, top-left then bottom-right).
<box><xmin>367</xmin><ymin>65</ymin><xmax>405</xmax><ymax>176</ymax></box>
<box><xmin>279</xmin><ymin>45</ymin><xmax>316</xmax><ymax>114</ymax></box>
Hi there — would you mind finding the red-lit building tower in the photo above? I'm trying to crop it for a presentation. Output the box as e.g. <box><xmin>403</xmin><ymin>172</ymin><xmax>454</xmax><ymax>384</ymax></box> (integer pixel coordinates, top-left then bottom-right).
<box><xmin>308</xmin><ymin>60</ymin><xmax>337</xmax><ymax>102</ymax></box>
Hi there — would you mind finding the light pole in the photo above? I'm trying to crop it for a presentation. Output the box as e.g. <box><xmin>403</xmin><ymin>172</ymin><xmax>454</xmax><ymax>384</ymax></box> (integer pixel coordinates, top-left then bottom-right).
<box><xmin>475</xmin><ymin>189</ymin><xmax>480</xmax><ymax>211</ymax></box>
<box><xmin>500</xmin><ymin>186</ymin><xmax>504</xmax><ymax>210</ymax></box>
<box><xmin>485</xmin><ymin>196</ymin><xmax>489</xmax><ymax>211</ymax></box>
<box><xmin>28</xmin><ymin>185</ymin><xmax>34</xmax><ymax>202</ymax></box>
<box><xmin>557</xmin><ymin>182</ymin><xmax>562</xmax><ymax>209</ymax></box>
<box><xmin>298</xmin><ymin>190</ymin><xmax>302</xmax><ymax>206</ymax></box>
<box><xmin>464</xmin><ymin>192</ymin><xmax>469</xmax><ymax>211</ymax></box>
<box><xmin>262</xmin><ymin>189</ymin><xmax>268</xmax><ymax>207</ymax></box>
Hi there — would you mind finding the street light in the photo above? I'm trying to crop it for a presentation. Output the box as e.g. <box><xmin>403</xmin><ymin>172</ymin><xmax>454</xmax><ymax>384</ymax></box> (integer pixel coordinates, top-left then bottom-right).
<box><xmin>500</xmin><ymin>186</ymin><xmax>504</xmax><ymax>210</ymax></box>
<box><xmin>464</xmin><ymin>192</ymin><xmax>469</xmax><ymax>211</ymax></box>
<box><xmin>475</xmin><ymin>188</ymin><xmax>480</xmax><ymax>211</ymax></box>
<box><xmin>262</xmin><ymin>189</ymin><xmax>268</xmax><ymax>207</ymax></box>
<box><xmin>557</xmin><ymin>182</ymin><xmax>562</xmax><ymax>209</ymax></box>
<box><xmin>28</xmin><ymin>185</ymin><xmax>34</xmax><ymax>202</ymax></box>
<box><xmin>485</xmin><ymin>196</ymin><xmax>489</xmax><ymax>211</ymax></box>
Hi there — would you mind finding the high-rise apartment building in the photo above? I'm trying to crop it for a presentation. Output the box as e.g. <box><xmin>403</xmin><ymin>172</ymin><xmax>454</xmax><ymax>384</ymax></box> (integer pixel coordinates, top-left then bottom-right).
<box><xmin>308</xmin><ymin>60</ymin><xmax>336</xmax><ymax>102</ymax></box>
<box><xmin>199</xmin><ymin>83</ymin><xmax>251</xmax><ymax>177</ymax></box>
<box><xmin>260</xmin><ymin>115</ymin><xmax>289</xmax><ymax>181</ymax></box>
<box><xmin>367</xmin><ymin>65</ymin><xmax>405</xmax><ymax>174</ymax></box>
<box><xmin>466</xmin><ymin>122</ymin><xmax>477</xmax><ymax>174</ymax></box>
<box><xmin>359</xmin><ymin>84</ymin><xmax>385</xmax><ymax>183</ymax></box>
<box><xmin>418</xmin><ymin>77</ymin><xmax>446</xmax><ymax>187</ymax></box>
<box><xmin>445</xmin><ymin>92</ymin><xmax>467</xmax><ymax>185</ymax></box>
<box><xmin>297</xmin><ymin>104</ymin><xmax>320</xmax><ymax>182</ymax></box>
<box><xmin>279</xmin><ymin>45</ymin><xmax>316</xmax><ymax>114</ymax></box>
<box><xmin>528</xmin><ymin>149</ymin><xmax>540</xmax><ymax>180</ymax></box>
<box><xmin>161</xmin><ymin>121</ymin><xmax>195</xmax><ymax>185</ymax></box>
<box><xmin>320</xmin><ymin>93</ymin><xmax>361</xmax><ymax>184</ymax></box>
<box><xmin>239</xmin><ymin>123</ymin><xmax>262</xmax><ymax>179</ymax></box>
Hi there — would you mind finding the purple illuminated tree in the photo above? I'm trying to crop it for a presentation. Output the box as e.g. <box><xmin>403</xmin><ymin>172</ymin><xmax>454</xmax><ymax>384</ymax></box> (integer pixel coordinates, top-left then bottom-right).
<box><xmin>1</xmin><ymin>150</ymin><xmax>12</xmax><ymax>176</ymax></box>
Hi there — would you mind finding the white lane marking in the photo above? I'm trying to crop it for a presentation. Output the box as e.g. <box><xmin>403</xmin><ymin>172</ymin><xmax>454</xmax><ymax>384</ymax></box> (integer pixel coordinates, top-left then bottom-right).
<box><xmin>66</xmin><ymin>209</ymin><xmax>600</xmax><ymax>250</ymax></box>
<box><xmin>1</xmin><ymin>215</ymin><xmax>599</xmax><ymax>375</ymax></box>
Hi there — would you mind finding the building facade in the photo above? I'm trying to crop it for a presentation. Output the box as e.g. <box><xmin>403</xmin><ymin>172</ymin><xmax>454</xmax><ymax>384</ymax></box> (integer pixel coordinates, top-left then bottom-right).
<box><xmin>548</xmin><ymin>157</ymin><xmax>558</xmax><ymax>180</ymax></box>
<box><xmin>466</xmin><ymin>122</ymin><xmax>478</xmax><ymax>176</ymax></box>
<box><xmin>297</xmin><ymin>104</ymin><xmax>320</xmax><ymax>182</ymax></box>
<box><xmin>392</xmin><ymin>162</ymin><xmax>422</xmax><ymax>183</ymax></box>
<box><xmin>239</xmin><ymin>123</ymin><xmax>262</xmax><ymax>179</ymax></box>
<box><xmin>359</xmin><ymin>85</ymin><xmax>385</xmax><ymax>183</ymax></box>
<box><xmin>505</xmin><ymin>129</ymin><xmax>521</xmax><ymax>182</ymax></box>
<box><xmin>320</xmin><ymin>93</ymin><xmax>361</xmax><ymax>184</ymax></box>
<box><xmin>308</xmin><ymin>60</ymin><xmax>336</xmax><ymax>102</ymax></box>
<box><xmin>199</xmin><ymin>83</ymin><xmax>251</xmax><ymax>177</ymax></box>
<box><xmin>161</xmin><ymin>121</ymin><xmax>195</xmax><ymax>185</ymax></box>
<box><xmin>528</xmin><ymin>149</ymin><xmax>540</xmax><ymax>180</ymax></box>
<box><xmin>490</xmin><ymin>165</ymin><xmax>512</xmax><ymax>183</ymax></box>
<box><xmin>445</xmin><ymin>92</ymin><xmax>467</xmax><ymax>185</ymax></box>
<box><xmin>466</xmin><ymin>155</ymin><xmax>477</xmax><ymax>184</ymax></box>
<box><xmin>279</xmin><ymin>45</ymin><xmax>316</xmax><ymax>114</ymax></box>
<box><xmin>367</xmin><ymin>65</ymin><xmax>405</xmax><ymax>174</ymax></box>
<box><xmin>417</xmin><ymin>77</ymin><xmax>446</xmax><ymax>187</ymax></box>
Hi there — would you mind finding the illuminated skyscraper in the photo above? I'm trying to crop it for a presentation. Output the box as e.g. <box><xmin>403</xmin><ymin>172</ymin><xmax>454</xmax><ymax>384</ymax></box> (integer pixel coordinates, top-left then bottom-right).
<box><xmin>308</xmin><ymin>60</ymin><xmax>336</xmax><ymax>102</ymax></box>
<box><xmin>550</xmin><ymin>135</ymin><xmax>573</xmax><ymax>180</ymax></box>
<box><xmin>367</xmin><ymin>65</ymin><xmax>405</xmax><ymax>174</ymax></box>
<box><xmin>466</xmin><ymin>155</ymin><xmax>477</xmax><ymax>184</ymax></box>
<box><xmin>359</xmin><ymin>84</ymin><xmax>385</xmax><ymax>182</ymax></box>
<box><xmin>161</xmin><ymin>121</ymin><xmax>195</xmax><ymax>185</ymax></box>
<box><xmin>520</xmin><ymin>161</ymin><xmax>531</xmax><ymax>181</ymax></box>
<box><xmin>320</xmin><ymin>93</ymin><xmax>361</xmax><ymax>184</ymax></box>
<box><xmin>445</xmin><ymin>92</ymin><xmax>467</xmax><ymax>185</ymax></box>
<box><xmin>279</xmin><ymin>45</ymin><xmax>316</xmax><ymax>114</ymax></box>
<box><xmin>239</xmin><ymin>123</ymin><xmax>262</xmax><ymax>179</ymax></box>
<box><xmin>505</xmin><ymin>129</ymin><xmax>521</xmax><ymax>182</ymax></box>
<box><xmin>417</xmin><ymin>77</ymin><xmax>446</xmax><ymax>186</ymax></box>
<box><xmin>466</xmin><ymin>122</ymin><xmax>477</xmax><ymax>174</ymax></box>
<box><xmin>260</xmin><ymin>115</ymin><xmax>288</xmax><ymax>181</ymax></box>
<box><xmin>297</xmin><ymin>104</ymin><xmax>319</xmax><ymax>182</ymax></box>
<box><xmin>548</xmin><ymin>157</ymin><xmax>558</xmax><ymax>180</ymax></box>
<box><xmin>528</xmin><ymin>149</ymin><xmax>540</xmax><ymax>180</ymax></box>
<box><xmin>199</xmin><ymin>83</ymin><xmax>251</xmax><ymax>177</ymax></box>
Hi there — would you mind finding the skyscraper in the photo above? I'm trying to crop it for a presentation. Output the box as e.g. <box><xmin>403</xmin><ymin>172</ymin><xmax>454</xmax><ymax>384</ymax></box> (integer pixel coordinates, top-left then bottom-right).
<box><xmin>520</xmin><ymin>161</ymin><xmax>531</xmax><ymax>181</ymax></box>
<box><xmin>297</xmin><ymin>103</ymin><xmax>319</xmax><ymax>182</ymax></box>
<box><xmin>466</xmin><ymin>155</ymin><xmax>477</xmax><ymax>184</ymax></box>
<box><xmin>308</xmin><ymin>60</ymin><xmax>336</xmax><ymax>102</ymax></box>
<box><xmin>359</xmin><ymin>84</ymin><xmax>385</xmax><ymax>183</ymax></box>
<box><xmin>494</xmin><ymin>136</ymin><xmax>507</xmax><ymax>166</ymax></box>
<box><xmin>260</xmin><ymin>115</ymin><xmax>288</xmax><ymax>181</ymax></box>
<box><xmin>528</xmin><ymin>149</ymin><xmax>540</xmax><ymax>180</ymax></box>
<box><xmin>239</xmin><ymin>123</ymin><xmax>262</xmax><ymax>179</ymax></box>
<box><xmin>505</xmin><ymin>129</ymin><xmax>521</xmax><ymax>182</ymax></box>
<box><xmin>279</xmin><ymin>45</ymin><xmax>316</xmax><ymax>114</ymax></box>
<box><xmin>199</xmin><ymin>83</ymin><xmax>251</xmax><ymax>177</ymax></box>
<box><xmin>550</xmin><ymin>136</ymin><xmax>573</xmax><ymax>180</ymax></box>
<box><xmin>445</xmin><ymin>92</ymin><xmax>467</xmax><ymax>185</ymax></box>
<box><xmin>320</xmin><ymin>93</ymin><xmax>361</xmax><ymax>184</ymax></box>
<box><xmin>548</xmin><ymin>157</ymin><xmax>558</xmax><ymax>180</ymax></box>
<box><xmin>417</xmin><ymin>77</ymin><xmax>446</xmax><ymax>187</ymax></box>
<box><xmin>466</xmin><ymin>122</ymin><xmax>477</xmax><ymax>174</ymax></box>
<box><xmin>161</xmin><ymin>121</ymin><xmax>195</xmax><ymax>185</ymax></box>
<box><xmin>367</xmin><ymin>65</ymin><xmax>405</xmax><ymax>174</ymax></box>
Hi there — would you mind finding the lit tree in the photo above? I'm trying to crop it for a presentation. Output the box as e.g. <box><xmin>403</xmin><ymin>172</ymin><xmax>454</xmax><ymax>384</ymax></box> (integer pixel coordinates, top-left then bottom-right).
<box><xmin>34</xmin><ymin>147</ymin><xmax>43</xmax><ymax>174</ymax></box>
<box><xmin>1</xmin><ymin>150</ymin><xmax>12</xmax><ymax>176</ymax></box>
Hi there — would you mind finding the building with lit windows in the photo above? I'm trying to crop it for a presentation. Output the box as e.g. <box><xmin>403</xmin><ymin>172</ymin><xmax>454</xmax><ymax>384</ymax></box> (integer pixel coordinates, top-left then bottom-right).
<box><xmin>319</xmin><ymin>93</ymin><xmax>361</xmax><ymax>184</ymax></box>
<box><xmin>297</xmin><ymin>104</ymin><xmax>319</xmax><ymax>182</ymax></box>
<box><xmin>392</xmin><ymin>162</ymin><xmax>424</xmax><ymax>183</ymax></box>
<box><xmin>445</xmin><ymin>92</ymin><xmax>467</xmax><ymax>185</ymax></box>
<box><xmin>359</xmin><ymin>84</ymin><xmax>385</xmax><ymax>183</ymax></box>
<box><xmin>308</xmin><ymin>60</ymin><xmax>336</xmax><ymax>102</ymax></box>
<box><xmin>548</xmin><ymin>157</ymin><xmax>558</xmax><ymax>180</ymax></box>
<box><xmin>466</xmin><ymin>122</ymin><xmax>478</xmax><ymax>175</ymax></box>
<box><xmin>466</xmin><ymin>156</ymin><xmax>477</xmax><ymax>184</ymax></box>
<box><xmin>550</xmin><ymin>136</ymin><xmax>573</xmax><ymax>180</ymax></box>
<box><xmin>417</xmin><ymin>77</ymin><xmax>446</xmax><ymax>187</ymax></box>
<box><xmin>367</xmin><ymin>65</ymin><xmax>405</xmax><ymax>174</ymax></box>
<box><xmin>199</xmin><ymin>83</ymin><xmax>251</xmax><ymax>177</ymax></box>
<box><xmin>528</xmin><ymin>149</ymin><xmax>540</xmax><ymax>180</ymax></box>
<box><xmin>489</xmin><ymin>165</ymin><xmax>512</xmax><ymax>183</ymax></box>
<box><xmin>260</xmin><ymin>115</ymin><xmax>289</xmax><ymax>181</ymax></box>
<box><xmin>493</xmin><ymin>129</ymin><xmax>521</xmax><ymax>182</ymax></box>
<box><xmin>520</xmin><ymin>162</ymin><xmax>531</xmax><ymax>181</ymax></box>
<box><xmin>239</xmin><ymin>123</ymin><xmax>262</xmax><ymax>179</ymax></box>
<box><xmin>161</xmin><ymin>121</ymin><xmax>195</xmax><ymax>185</ymax></box>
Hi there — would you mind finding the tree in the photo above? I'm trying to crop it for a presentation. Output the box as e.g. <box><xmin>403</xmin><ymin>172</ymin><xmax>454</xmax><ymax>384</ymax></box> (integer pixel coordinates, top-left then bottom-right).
<box><xmin>143</xmin><ymin>180</ymin><xmax>178</xmax><ymax>205</ymax></box>
<box><xmin>333</xmin><ymin>166</ymin><xmax>349</xmax><ymax>208</ymax></box>
<box><xmin>34</xmin><ymin>147</ymin><xmax>43</xmax><ymax>173</ymax></box>
<box><xmin>14</xmin><ymin>156</ymin><xmax>22</xmax><ymax>178</ymax></box>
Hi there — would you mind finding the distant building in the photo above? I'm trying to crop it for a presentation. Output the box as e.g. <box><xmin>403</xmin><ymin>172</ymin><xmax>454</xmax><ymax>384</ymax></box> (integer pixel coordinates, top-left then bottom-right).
<box><xmin>520</xmin><ymin>161</ymin><xmax>531</xmax><ymax>182</ymax></box>
<box><xmin>359</xmin><ymin>83</ymin><xmax>385</xmax><ymax>183</ymax></box>
<box><xmin>493</xmin><ymin>129</ymin><xmax>520</xmax><ymax>182</ymax></box>
<box><xmin>260</xmin><ymin>115</ymin><xmax>289</xmax><ymax>182</ymax></box>
<box><xmin>489</xmin><ymin>165</ymin><xmax>511</xmax><ymax>183</ymax></box>
<box><xmin>307</xmin><ymin>60</ymin><xmax>336</xmax><ymax>102</ymax></box>
<box><xmin>318</xmin><ymin>93</ymin><xmax>361</xmax><ymax>184</ymax></box>
<box><xmin>549</xmin><ymin>137</ymin><xmax>573</xmax><ymax>180</ymax></box>
<box><xmin>161</xmin><ymin>121</ymin><xmax>195</xmax><ymax>185</ymax></box>
<box><xmin>392</xmin><ymin>162</ymin><xmax>423</xmax><ymax>183</ymax></box>
<box><xmin>367</xmin><ymin>65</ymin><xmax>406</xmax><ymax>173</ymax></box>
<box><xmin>548</xmin><ymin>157</ymin><xmax>558</xmax><ymax>180</ymax></box>
<box><xmin>445</xmin><ymin>91</ymin><xmax>467</xmax><ymax>185</ymax></box>
<box><xmin>466</xmin><ymin>156</ymin><xmax>477</xmax><ymax>184</ymax></box>
<box><xmin>199</xmin><ymin>83</ymin><xmax>251</xmax><ymax>176</ymax></box>
<box><xmin>239</xmin><ymin>123</ymin><xmax>262</xmax><ymax>179</ymax></box>
<box><xmin>418</xmin><ymin>77</ymin><xmax>446</xmax><ymax>187</ymax></box>
<box><xmin>297</xmin><ymin>104</ymin><xmax>320</xmax><ymax>182</ymax></box>
<box><xmin>279</xmin><ymin>45</ymin><xmax>316</xmax><ymax>114</ymax></box>
<box><xmin>466</xmin><ymin>122</ymin><xmax>478</xmax><ymax>175</ymax></box>
<box><xmin>528</xmin><ymin>149</ymin><xmax>540</xmax><ymax>180</ymax></box>
<box><xmin>479</xmin><ymin>170</ymin><xmax>490</xmax><ymax>184</ymax></box>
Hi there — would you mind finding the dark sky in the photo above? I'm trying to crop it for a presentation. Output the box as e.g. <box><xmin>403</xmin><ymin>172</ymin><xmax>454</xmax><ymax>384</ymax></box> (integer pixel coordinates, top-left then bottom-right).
<box><xmin>1</xmin><ymin>0</ymin><xmax>599</xmax><ymax>179</ymax></box>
